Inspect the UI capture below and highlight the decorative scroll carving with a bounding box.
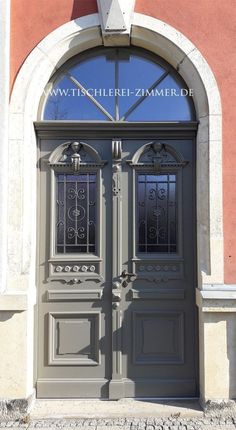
[112,139,123,278]
[61,277,102,285]
[140,142,176,172]
[112,173,121,196]
[48,276,103,285]
[127,140,188,169]
[110,138,123,391]
[70,142,81,172]
[112,140,122,196]
[48,141,107,171]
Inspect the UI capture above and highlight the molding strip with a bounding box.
[196,288,236,312]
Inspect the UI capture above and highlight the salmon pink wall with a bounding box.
[10,0,98,89]
[10,0,236,283]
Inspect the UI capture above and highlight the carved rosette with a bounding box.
[48,262,103,284]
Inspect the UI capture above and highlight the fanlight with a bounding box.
[42,48,195,122]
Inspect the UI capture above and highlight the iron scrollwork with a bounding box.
[47,140,107,282]
[126,140,189,254]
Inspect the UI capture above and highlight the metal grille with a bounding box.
[137,174,177,253]
[56,173,96,253]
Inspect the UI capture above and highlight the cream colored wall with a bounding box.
[197,290,236,402]
[199,311,236,401]
[0,311,27,398]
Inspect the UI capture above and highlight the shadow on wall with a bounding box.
[71,0,98,20]
[0,311,24,322]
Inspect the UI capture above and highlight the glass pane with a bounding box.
[118,53,166,119]
[43,76,109,121]
[69,53,116,118]
[56,173,96,253]
[127,75,193,121]
[42,48,195,122]
[137,173,177,253]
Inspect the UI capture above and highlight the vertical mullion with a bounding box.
[167,175,170,253]
[75,176,78,246]
[115,49,119,121]
[145,175,147,253]
[87,173,89,253]
[63,174,66,254]
[56,176,58,253]
[156,179,158,246]
[175,176,177,251]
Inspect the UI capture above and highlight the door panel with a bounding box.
[37,139,112,398]
[37,137,197,398]
[119,139,197,397]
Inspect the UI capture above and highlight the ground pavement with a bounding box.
[1,399,236,430]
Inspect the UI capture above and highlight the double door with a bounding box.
[37,137,198,398]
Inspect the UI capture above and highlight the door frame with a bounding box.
[3,11,224,406]
[35,121,199,398]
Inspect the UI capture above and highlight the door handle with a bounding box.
[121,270,136,288]
[121,270,136,278]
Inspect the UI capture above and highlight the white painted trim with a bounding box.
[0,0,10,293]
[196,288,236,312]
[199,290,236,300]
[203,284,236,291]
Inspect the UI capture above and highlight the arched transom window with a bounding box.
[41,48,195,122]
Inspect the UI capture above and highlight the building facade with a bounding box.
[0,0,236,416]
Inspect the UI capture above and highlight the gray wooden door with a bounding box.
[37,137,197,398]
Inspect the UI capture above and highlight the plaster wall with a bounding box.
[0,311,27,398]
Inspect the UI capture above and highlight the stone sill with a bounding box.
[196,287,236,312]
[0,292,30,311]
